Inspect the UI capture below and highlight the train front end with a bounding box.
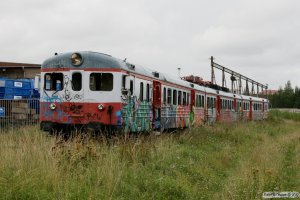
[40,52,123,133]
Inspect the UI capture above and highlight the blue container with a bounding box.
[0,78,39,99]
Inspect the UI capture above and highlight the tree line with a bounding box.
[268,80,300,108]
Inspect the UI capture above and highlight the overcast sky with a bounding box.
[0,0,299,89]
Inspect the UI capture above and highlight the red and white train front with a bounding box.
[40,52,123,132]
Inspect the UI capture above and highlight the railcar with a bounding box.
[39,51,269,133]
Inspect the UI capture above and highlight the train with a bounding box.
[39,51,269,134]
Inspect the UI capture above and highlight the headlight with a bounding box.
[98,104,105,111]
[71,53,83,66]
[49,103,57,110]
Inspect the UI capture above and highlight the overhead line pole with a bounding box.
[210,56,268,96]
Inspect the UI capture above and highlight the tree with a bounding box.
[269,81,299,108]
[294,86,300,108]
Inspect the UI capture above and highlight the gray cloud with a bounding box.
[0,0,299,89]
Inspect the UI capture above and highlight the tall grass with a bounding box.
[0,111,299,199]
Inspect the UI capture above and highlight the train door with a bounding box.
[190,90,195,110]
[68,70,84,121]
[153,80,162,130]
[233,95,237,121]
[249,99,253,121]
[70,70,84,101]
[216,95,221,121]
[190,90,196,126]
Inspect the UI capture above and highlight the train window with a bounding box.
[199,96,201,107]
[213,98,216,108]
[183,92,187,105]
[146,83,150,101]
[167,88,172,104]
[44,73,64,91]
[187,93,190,106]
[72,72,82,91]
[207,97,212,108]
[199,95,202,107]
[207,97,209,108]
[200,95,203,107]
[130,80,133,95]
[201,95,203,107]
[173,90,177,105]
[163,87,166,104]
[178,91,182,105]
[122,75,126,89]
[196,95,200,107]
[90,73,113,91]
[140,82,144,101]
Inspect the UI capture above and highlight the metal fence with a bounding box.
[0,99,39,133]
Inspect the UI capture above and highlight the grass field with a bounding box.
[0,110,299,199]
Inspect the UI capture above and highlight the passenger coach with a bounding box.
[39,51,269,133]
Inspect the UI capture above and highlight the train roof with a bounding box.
[42,51,122,69]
